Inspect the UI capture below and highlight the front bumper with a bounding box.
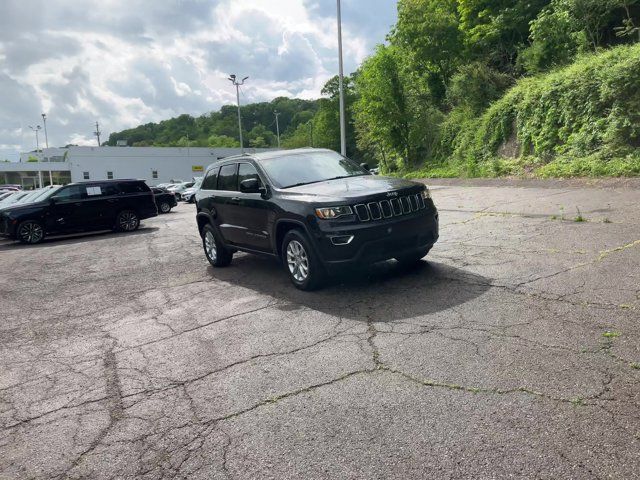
[311,205,439,272]
[0,215,16,239]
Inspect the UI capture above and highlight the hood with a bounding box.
[280,175,423,202]
[0,200,48,214]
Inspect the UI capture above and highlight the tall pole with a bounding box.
[337,0,347,156]
[42,113,52,186]
[274,111,281,148]
[228,75,248,153]
[94,121,101,146]
[28,125,42,187]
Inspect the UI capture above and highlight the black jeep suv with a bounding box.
[195,148,439,290]
[0,179,157,244]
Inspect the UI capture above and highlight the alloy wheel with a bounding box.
[205,230,217,262]
[19,222,43,244]
[286,240,309,282]
[160,202,170,213]
[119,212,138,231]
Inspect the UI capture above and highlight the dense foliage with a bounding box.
[354,0,640,177]
[109,0,640,177]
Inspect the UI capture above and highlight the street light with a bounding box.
[28,125,42,151]
[228,74,249,153]
[42,113,53,186]
[337,0,347,156]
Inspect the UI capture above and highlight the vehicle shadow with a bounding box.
[0,226,160,251]
[208,253,491,322]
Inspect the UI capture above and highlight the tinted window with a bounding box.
[238,163,262,188]
[101,184,120,196]
[217,164,238,191]
[202,170,218,190]
[260,151,368,189]
[152,188,163,194]
[118,181,150,194]
[52,185,87,201]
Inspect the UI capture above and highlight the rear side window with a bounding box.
[217,164,238,191]
[118,181,150,194]
[201,169,218,190]
[100,184,120,196]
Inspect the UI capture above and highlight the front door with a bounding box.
[234,163,271,251]
[47,184,96,233]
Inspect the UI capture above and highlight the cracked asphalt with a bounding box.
[1,179,639,479]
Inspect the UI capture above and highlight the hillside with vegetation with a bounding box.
[108,0,640,177]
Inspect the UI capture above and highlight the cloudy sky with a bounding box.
[0,0,397,160]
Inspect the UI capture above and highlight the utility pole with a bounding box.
[228,74,249,153]
[337,0,347,156]
[42,113,52,186]
[274,110,281,148]
[94,121,101,146]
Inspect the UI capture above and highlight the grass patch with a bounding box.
[602,331,621,338]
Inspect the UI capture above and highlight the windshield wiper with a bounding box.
[283,175,362,189]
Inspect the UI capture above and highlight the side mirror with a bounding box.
[360,163,370,171]
[239,178,261,194]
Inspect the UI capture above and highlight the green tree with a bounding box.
[394,0,464,100]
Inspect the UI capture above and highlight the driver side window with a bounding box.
[238,163,262,189]
[52,185,87,201]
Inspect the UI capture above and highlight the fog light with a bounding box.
[330,235,354,246]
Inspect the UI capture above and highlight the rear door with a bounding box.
[214,163,244,245]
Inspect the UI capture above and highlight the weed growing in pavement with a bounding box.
[603,218,612,223]
[631,363,640,370]
[602,331,621,338]
[574,207,585,222]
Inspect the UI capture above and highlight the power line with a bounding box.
[94,121,101,146]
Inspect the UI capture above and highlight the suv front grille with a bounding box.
[354,193,425,222]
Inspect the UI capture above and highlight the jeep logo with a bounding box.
[387,191,398,197]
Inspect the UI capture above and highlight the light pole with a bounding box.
[337,0,347,156]
[28,125,43,188]
[228,74,249,153]
[274,110,281,148]
[42,113,52,186]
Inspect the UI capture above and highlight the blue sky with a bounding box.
[0,0,398,160]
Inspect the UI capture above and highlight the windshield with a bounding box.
[260,151,369,189]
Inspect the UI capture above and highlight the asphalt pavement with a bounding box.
[1,179,639,479]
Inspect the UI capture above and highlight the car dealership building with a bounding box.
[0,146,256,189]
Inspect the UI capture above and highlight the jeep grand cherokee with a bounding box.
[195,148,439,290]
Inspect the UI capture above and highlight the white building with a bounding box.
[1,146,265,188]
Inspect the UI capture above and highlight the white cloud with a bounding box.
[0,0,397,157]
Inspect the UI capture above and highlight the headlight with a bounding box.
[421,188,431,200]
[315,206,353,219]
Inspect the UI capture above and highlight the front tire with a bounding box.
[202,224,233,267]
[282,230,325,290]
[17,220,45,244]
[159,201,171,213]
[116,210,140,232]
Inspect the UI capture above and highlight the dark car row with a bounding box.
[2,149,439,290]
[0,180,159,244]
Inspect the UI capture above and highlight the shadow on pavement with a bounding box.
[0,226,160,251]
[209,253,491,321]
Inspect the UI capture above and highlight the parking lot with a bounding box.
[1,179,639,479]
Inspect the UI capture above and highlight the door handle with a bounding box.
[229,197,241,205]
[74,202,82,206]
[107,199,119,203]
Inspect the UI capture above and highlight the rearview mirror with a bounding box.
[240,178,261,193]
[360,163,370,171]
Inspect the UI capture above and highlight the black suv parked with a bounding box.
[195,149,439,290]
[0,179,157,244]
[151,187,178,213]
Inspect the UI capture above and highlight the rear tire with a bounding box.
[17,220,45,244]
[395,247,431,266]
[202,224,233,267]
[116,210,140,232]
[159,201,171,213]
[282,230,325,291]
